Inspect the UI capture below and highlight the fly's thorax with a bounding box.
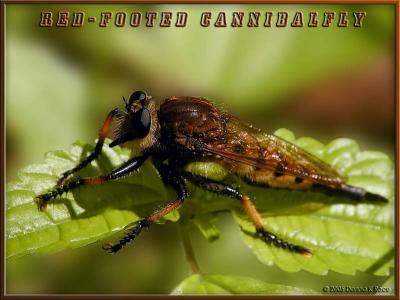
[159,96,227,144]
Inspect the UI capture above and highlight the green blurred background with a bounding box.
[5,4,395,294]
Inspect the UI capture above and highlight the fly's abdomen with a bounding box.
[226,162,314,190]
[227,161,387,203]
[312,183,388,204]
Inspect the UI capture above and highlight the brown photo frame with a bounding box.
[1,1,398,298]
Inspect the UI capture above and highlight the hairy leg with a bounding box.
[183,172,312,256]
[103,163,188,254]
[35,154,148,210]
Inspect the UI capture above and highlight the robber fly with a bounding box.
[35,90,388,256]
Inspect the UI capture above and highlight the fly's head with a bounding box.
[110,90,159,151]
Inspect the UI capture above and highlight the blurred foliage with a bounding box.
[5,3,395,295]
[6,4,395,179]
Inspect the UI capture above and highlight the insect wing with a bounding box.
[203,116,344,188]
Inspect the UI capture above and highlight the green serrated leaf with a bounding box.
[171,274,316,295]
[6,129,394,279]
[6,140,174,259]
[231,129,394,276]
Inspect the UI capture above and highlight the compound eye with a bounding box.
[139,108,151,134]
[133,108,151,138]
[129,90,147,104]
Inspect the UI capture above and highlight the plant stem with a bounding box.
[178,221,200,274]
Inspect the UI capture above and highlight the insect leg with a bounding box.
[57,108,121,185]
[34,154,148,211]
[102,164,188,254]
[183,172,312,256]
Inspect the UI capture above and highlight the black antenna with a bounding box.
[122,96,128,110]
